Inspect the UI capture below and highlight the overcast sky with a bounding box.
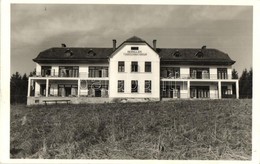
[11,4,252,76]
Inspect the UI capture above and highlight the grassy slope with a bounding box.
[10,99,252,159]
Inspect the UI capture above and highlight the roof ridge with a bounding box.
[51,47,113,49]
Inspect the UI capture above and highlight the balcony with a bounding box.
[32,72,108,78]
[160,74,230,80]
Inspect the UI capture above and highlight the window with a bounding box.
[131,47,139,50]
[131,61,138,72]
[190,86,209,98]
[131,80,138,93]
[145,80,152,93]
[41,66,52,77]
[118,80,124,93]
[59,66,79,77]
[190,68,209,79]
[118,61,125,72]
[217,68,228,79]
[145,62,151,72]
[89,66,108,77]
[161,67,180,78]
[86,80,109,97]
[195,51,203,58]
[173,50,181,57]
[58,84,78,97]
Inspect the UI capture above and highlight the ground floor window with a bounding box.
[86,80,109,97]
[145,80,152,93]
[58,84,78,97]
[160,81,180,98]
[131,80,138,93]
[118,80,124,93]
[40,84,50,96]
[221,86,233,98]
[190,86,209,98]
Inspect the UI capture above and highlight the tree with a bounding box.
[10,72,28,104]
[232,69,239,79]
[239,68,252,98]
[29,68,36,77]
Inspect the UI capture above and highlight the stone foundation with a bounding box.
[27,97,160,105]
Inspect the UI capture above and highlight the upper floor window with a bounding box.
[41,66,51,77]
[131,61,138,72]
[161,67,180,78]
[217,68,228,79]
[89,66,108,78]
[131,80,138,93]
[145,62,152,72]
[118,61,125,72]
[59,66,79,77]
[145,80,152,93]
[118,80,124,93]
[190,68,209,79]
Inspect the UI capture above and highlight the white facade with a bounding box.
[27,37,239,105]
[109,43,160,99]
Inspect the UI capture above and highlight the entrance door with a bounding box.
[197,71,202,79]
[95,89,101,97]
[40,84,50,96]
[190,87,196,98]
[40,84,46,96]
[172,86,180,98]
[190,86,209,98]
[65,87,71,96]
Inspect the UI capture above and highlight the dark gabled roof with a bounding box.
[157,48,235,65]
[33,47,113,64]
[33,36,235,65]
[125,36,145,42]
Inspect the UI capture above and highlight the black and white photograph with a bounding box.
[1,1,259,163]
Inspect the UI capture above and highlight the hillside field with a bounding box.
[10,99,252,160]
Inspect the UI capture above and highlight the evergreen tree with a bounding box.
[232,69,239,79]
[248,68,253,98]
[239,68,252,98]
[10,72,28,104]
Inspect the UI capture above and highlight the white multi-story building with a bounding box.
[27,36,239,105]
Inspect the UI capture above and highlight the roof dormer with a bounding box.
[173,50,181,57]
[88,49,96,56]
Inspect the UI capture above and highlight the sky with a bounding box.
[11,4,253,76]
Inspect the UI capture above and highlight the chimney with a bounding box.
[201,45,206,49]
[61,43,66,47]
[113,39,117,51]
[153,40,157,50]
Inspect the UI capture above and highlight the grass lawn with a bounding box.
[10,99,252,159]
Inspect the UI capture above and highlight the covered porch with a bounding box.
[28,78,109,98]
[160,79,239,99]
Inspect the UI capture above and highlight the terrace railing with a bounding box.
[33,72,109,78]
[160,74,230,80]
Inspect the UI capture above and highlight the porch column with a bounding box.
[27,78,31,97]
[46,79,49,97]
[236,80,239,99]
[78,79,81,97]
[187,80,190,98]
[218,81,222,99]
